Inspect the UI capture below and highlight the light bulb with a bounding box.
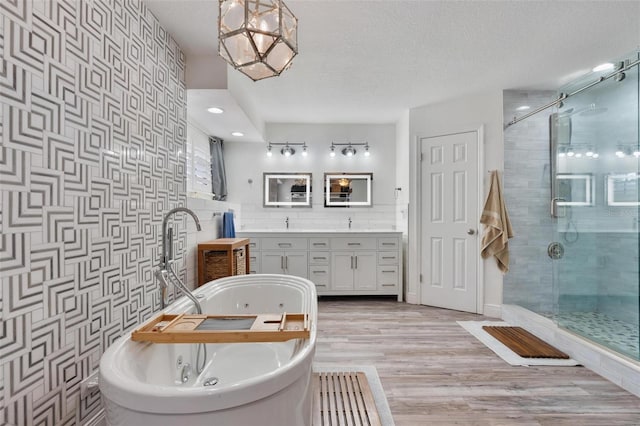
[586,151,594,157]
[267,150,272,157]
[558,152,566,157]
[364,150,370,157]
[575,153,583,158]
[592,153,600,158]
[616,150,625,158]
[302,147,308,156]
[592,63,614,72]
[567,151,575,157]
[330,147,336,157]
[284,149,291,157]
[346,150,353,157]
[634,151,640,158]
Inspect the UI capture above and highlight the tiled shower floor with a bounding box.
[544,311,639,360]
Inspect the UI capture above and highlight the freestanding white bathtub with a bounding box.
[99,274,317,426]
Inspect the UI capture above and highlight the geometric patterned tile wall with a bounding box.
[0,1,187,424]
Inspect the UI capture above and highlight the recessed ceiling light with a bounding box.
[516,105,530,111]
[231,132,244,137]
[592,63,614,72]
[207,107,224,114]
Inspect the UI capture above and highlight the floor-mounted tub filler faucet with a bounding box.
[155,207,207,374]
[348,217,352,229]
[285,216,289,229]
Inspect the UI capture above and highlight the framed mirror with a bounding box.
[324,173,373,207]
[263,172,312,207]
[606,173,640,206]
[556,173,594,206]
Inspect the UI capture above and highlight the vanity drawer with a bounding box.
[378,251,399,265]
[309,266,330,287]
[261,237,307,250]
[309,251,330,264]
[331,237,376,250]
[247,239,260,251]
[309,238,330,249]
[377,265,398,287]
[378,238,399,250]
[248,256,260,274]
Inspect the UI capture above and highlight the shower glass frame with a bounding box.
[551,50,640,361]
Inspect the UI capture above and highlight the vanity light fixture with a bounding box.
[266,142,307,157]
[329,142,371,157]
[218,0,298,81]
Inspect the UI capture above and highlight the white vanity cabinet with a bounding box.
[237,231,403,301]
[259,237,308,279]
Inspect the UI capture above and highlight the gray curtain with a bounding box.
[209,136,228,201]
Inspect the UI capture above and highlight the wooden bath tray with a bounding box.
[131,313,310,344]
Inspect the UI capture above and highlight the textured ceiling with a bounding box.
[146,0,640,136]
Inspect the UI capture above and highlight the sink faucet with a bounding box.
[348,217,352,229]
[285,216,289,229]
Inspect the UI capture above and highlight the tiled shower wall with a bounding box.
[502,90,557,313]
[0,1,187,424]
[503,89,639,326]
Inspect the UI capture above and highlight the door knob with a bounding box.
[467,229,476,235]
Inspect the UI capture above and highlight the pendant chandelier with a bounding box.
[218,0,298,81]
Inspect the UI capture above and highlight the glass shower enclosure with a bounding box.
[549,51,640,360]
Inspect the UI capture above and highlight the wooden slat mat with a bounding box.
[313,371,382,426]
[483,326,569,359]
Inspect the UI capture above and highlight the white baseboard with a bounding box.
[502,304,640,397]
[84,409,106,426]
[482,303,501,318]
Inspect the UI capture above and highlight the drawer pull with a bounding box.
[313,243,327,246]
[312,270,327,274]
[316,284,327,287]
[278,243,292,247]
[381,284,396,287]
[382,256,395,260]
[347,242,361,246]
[382,270,395,273]
[313,257,327,260]
[382,242,396,246]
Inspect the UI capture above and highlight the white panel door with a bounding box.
[420,131,479,313]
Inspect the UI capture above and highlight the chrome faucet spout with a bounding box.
[161,207,201,268]
[348,217,352,229]
[285,216,289,229]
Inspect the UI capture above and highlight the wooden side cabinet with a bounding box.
[197,238,250,286]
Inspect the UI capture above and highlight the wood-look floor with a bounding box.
[314,298,640,426]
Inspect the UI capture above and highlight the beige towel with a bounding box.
[480,171,514,273]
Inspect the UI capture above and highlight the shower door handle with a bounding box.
[467,229,476,235]
[551,197,566,218]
